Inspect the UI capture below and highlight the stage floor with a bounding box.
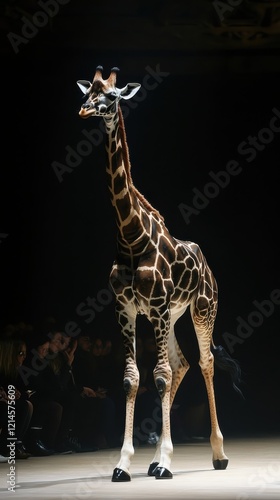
[0,436,279,499]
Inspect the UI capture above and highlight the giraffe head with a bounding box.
[77,66,141,118]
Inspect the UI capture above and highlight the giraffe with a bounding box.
[76,66,241,481]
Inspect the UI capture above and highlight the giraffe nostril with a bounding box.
[98,104,107,113]
[82,103,91,110]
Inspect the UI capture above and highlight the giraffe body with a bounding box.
[77,66,233,481]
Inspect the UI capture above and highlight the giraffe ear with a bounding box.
[76,80,92,95]
[118,83,141,100]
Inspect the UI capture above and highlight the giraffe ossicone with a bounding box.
[76,66,241,482]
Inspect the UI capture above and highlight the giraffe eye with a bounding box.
[106,91,117,100]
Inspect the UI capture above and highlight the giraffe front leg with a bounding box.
[111,303,138,482]
[112,367,139,482]
[152,367,173,479]
[148,331,189,477]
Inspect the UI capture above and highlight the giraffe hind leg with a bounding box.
[191,300,229,470]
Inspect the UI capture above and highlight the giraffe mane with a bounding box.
[118,107,164,222]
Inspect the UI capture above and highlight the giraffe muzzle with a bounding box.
[79,103,92,118]
[79,102,107,117]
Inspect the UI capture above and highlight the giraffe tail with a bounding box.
[211,343,244,399]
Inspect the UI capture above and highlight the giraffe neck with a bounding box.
[104,108,163,256]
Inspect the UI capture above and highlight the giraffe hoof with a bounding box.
[147,462,159,476]
[154,467,173,479]
[213,458,229,470]
[111,468,131,482]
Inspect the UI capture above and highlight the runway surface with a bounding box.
[0,436,279,499]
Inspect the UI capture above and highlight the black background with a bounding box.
[1,1,279,437]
